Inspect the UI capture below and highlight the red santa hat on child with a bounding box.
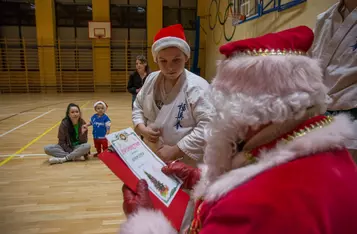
[151,24,191,62]
[94,101,108,111]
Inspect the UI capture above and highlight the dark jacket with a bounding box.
[127,71,148,95]
[58,118,87,153]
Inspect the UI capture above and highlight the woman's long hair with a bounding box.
[63,103,81,143]
[136,54,150,74]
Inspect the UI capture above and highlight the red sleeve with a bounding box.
[199,196,317,234]
[199,203,266,233]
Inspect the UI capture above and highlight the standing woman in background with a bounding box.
[127,55,150,108]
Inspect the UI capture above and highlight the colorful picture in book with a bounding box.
[144,171,169,197]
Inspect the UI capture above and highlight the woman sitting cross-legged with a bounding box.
[44,103,91,165]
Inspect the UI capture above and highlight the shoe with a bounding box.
[49,157,67,164]
[83,154,89,160]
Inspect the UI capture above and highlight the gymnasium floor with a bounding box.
[0,93,133,234]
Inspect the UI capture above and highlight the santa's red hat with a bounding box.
[212,26,325,97]
[209,25,328,127]
[151,24,190,62]
[219,25,313,58]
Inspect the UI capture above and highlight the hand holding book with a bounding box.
[99,128,191,231]
[122,161,201,218]
[122,180,153,216]
[162,161,201,190]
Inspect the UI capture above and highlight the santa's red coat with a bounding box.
[119,115,357,234]
[195,149,357,234]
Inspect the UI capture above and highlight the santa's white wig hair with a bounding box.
[203,54,330,181]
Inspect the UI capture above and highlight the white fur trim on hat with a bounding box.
[94,101,107,111]
[152,36,191,62]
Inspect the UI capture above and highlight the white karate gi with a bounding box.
[310,2,357,110]
[132,69,213,163]
[310,2,357,153]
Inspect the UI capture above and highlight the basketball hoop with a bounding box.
[94,28,105,39]
[230,0,247,26]
[233,13,246,21]
[88,22,111,39]
[231,12,246,26]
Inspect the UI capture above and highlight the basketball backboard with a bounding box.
[88,21,111,39]
[231,0,251,26]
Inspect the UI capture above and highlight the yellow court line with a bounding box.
[0,101,90,167]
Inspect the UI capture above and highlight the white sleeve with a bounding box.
[132,72,159,127]
[132,88,146,127]
[119,209,177,234]
[177,87,215,161]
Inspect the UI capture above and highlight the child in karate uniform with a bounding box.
[86,101,111,156]
[309,0,357,161]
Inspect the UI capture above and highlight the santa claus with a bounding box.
[118,26,357,233]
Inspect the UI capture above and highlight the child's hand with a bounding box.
[108,145,115,152]
[81,125,88,133]
[142,126,161,143]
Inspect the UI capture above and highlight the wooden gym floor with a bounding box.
[0,92,133,234]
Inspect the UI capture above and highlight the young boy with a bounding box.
[86,101,111,156]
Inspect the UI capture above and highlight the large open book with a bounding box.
[99,128,190,231]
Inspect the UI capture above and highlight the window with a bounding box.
[110,0,147,71]
[111,5,146,28]
[112,0,146,5]
[180,9,196,30]
[129,0,146,5]
[163,8,179,26]
[163,0,179,8]
[163,0,197,30]
[0,1,36,26]
[180,0,196,8]
[55,1,92,27]
[0,1,38,75]
[111,5,130,28]
[56,0,92,3]
[129,6,146,28]
[55,0,93,72]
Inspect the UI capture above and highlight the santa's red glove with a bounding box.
[162,161,201,190]
[122,179,153,216]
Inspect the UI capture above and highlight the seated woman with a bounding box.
[127,55,150,108]
[44,103,91,165]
